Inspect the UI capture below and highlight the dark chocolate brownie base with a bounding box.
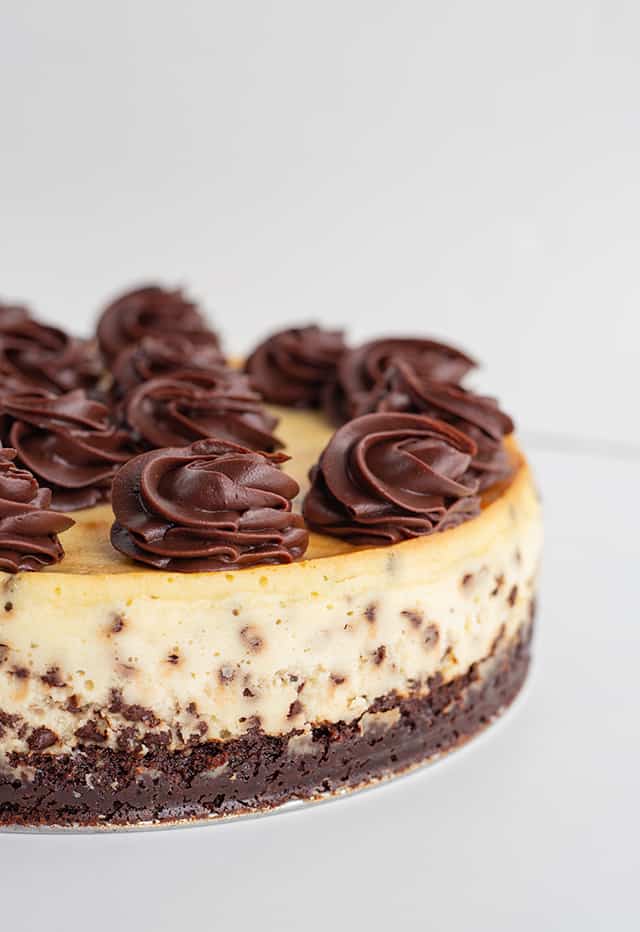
[0,621,532,829]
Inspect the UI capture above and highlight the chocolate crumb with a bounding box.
[330,673,346,685]
[508,585,518,607]
[0,644,8,665]
[461,573,474,589]
[166,652,180,665]
[11,667,29,679]
[287,700,303,719]
[491,574,505,597]
[242,687,254,698]
[65,694,81,714]
[110,614,125,634]
[27,726,58,751]
[186,701,198,715]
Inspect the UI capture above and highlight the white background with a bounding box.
[0,2,638,929]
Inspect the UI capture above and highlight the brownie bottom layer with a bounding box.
[0,622,532,829]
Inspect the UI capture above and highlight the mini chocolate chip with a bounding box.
[166,652,180,665]
[401,609,423,628]
[240,626,264,652]
[41,667,65,688]
[508,585,518,607]
[364,603,377,623]
[287,700,303,719]
[242,687,255,698]
[4,602,13,613]
[373,645,386,665]
[218,664,236,684]
[110,614,125,634]
[461,573,474,589]
[231,608,240,617]
[330,673,346,685]
[423,624,440,650]
[27,726,58,751]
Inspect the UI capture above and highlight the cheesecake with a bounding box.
[0,405,541,828]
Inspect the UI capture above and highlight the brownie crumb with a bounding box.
[75,721,108,744]
[27,726,58,751]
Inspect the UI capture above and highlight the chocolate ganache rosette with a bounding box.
[0,448,74,571]
[111,439,309,571]
[357,360,514,489]
[245,325,346,407]
[121,369,282,453]
[2,390,136,511]
[325,336,476,424]
[303,412,480,544]
[0,302,100,394]
[97,285,213,364]
[110,332,226,399]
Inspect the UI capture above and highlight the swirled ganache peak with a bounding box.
[325,336,476,424]
[122,369,282,453]
[2,389,136,511]
[96,284,214,364]
[110,332,226,399]
[0,448,74,572]
[361,360,515,489]
[110,439,309,572]
[0,301,100,394]
[245,325,346,407]
[303,412,481,545]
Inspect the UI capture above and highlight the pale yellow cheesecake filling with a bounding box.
[0,408,542,758]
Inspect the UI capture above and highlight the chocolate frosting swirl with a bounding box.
[110,332,226,399]
[121,370,282,453]
[97,285,212,363]
[357,361,514,489]
[0,303,100,394]
[303,412,480,544]
[111,439,309,571]
[0,448,74,572]
[325,337,476,424]
[245,325,346,407]
[2,390,136,511]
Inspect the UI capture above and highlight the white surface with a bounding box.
[1,1,639,445]
[1,442,638,930]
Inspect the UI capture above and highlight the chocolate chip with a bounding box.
[401,609,423,628]
[4,602,13,613]
[27,726,58,751]
[330,673,346,685]
[240,626,264,652]
[166,652,180,665]
[186,701,198,715]
[423,624,439,650]
[65,694,81,714]
[41,667,65,688]
[461,573,474,589]
[508,585,518,607]
[373,645,386,665]
[242,687,254,698]
[218,664,236,684]
[110,614,125,634]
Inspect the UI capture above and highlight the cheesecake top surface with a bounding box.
[13,405,530,595]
